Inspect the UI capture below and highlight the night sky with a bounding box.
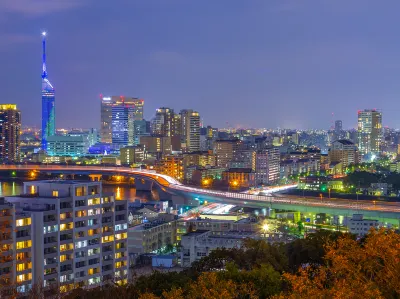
[2,0,400,130]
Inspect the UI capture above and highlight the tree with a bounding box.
[285,230,347,272]
[277,228,400,298]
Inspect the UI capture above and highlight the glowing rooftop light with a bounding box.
[42,31,47,37]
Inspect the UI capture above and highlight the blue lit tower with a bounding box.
[41,31,55,150]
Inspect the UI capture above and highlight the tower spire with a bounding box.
[42,31,47,79]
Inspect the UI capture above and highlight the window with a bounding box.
[60,255,67,262]
[115,233,127,240]
[16,262,31,272]
[60,243,73,252]
[16,240,31,250]
[16,218,31,227]
[75,241,87,249]
[101,236,114,243]
[52,190,59,197]
[17,273,32,283]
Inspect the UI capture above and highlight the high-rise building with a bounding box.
[357,109,382,156]
[0,198,33,295]
[111,105,136,146]
[5,181,129,292]
[0,104,21,162]
[328,140,360,173]
[133,120,150,145]
[41,32,56,150]
[151,108,181,137]
[100,96,144,143]
[180,109,200,152]
[214,139,241,168]
[255,148,280,185]
[335,120,342,132]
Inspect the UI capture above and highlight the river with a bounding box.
[0,181,154,202]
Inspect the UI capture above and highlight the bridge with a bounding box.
[1,165,400,225]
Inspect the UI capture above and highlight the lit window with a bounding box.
[52,190,59,197]
[101,236,114,243]
[16,218,31,227]
[16,241,31,250]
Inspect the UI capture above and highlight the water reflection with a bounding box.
[0,181,153,203]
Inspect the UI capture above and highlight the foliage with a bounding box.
[285,229,348,272]
[277,228,400,299]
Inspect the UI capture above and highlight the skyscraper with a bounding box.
[151,107,181,137]
[111,105,135,146]
[180,109,200,152]
[41,32,55,150]
[357,109,382,156]
[100,96,144,143]
[335,120,342,132]
[0,104,21,162]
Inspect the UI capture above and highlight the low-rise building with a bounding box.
[46,135,86,157]
[180,230,250,267]
[120,145,145,166]
[348,214,379,236]
[222,168,256,189]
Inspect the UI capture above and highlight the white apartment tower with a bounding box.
[5,180,128,293]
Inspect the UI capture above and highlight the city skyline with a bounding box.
[3,1,400,129]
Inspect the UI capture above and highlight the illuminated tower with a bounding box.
[41,31,55,150]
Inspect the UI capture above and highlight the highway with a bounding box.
[1,165,400,216]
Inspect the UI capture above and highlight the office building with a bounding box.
[214,139,241,168]
[139,136,172,156]
[255,148,280,185]
[328,140,360,173]
[182,151,216,168]
[6,181,129,291]
[41,32,56,150]
[111,105,135,146]
[120,145,145,166]
[133,120,150,145]
[151,108,181,137]
[357,109,382,156]
[180,109,200,152]
[100,96,144,143]
[335,120,342,132]
[46,135,86,157]
[0,104,21,162]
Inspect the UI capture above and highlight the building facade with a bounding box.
[357,109,382,156]
[0,104,21,162]
[151,108,181,137]
[255,148,280,185]
[100,96,144,143]
[214,139,241,168]
[120,146,145,166]
[111,105,135,146]
[328,140,359,172]
[46,136,85,157]
[5,181,129,293]
[180,109,200,152]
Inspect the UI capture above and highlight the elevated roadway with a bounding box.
[1,165,400,224]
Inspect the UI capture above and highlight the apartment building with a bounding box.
[0,199,33,296]
[5,180,128,293]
